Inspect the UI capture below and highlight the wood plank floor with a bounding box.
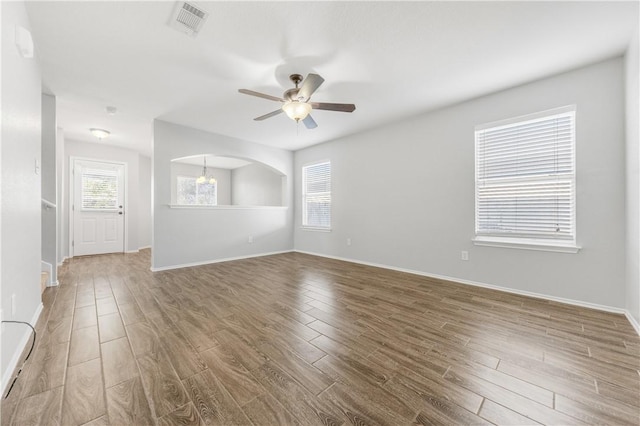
[2,250,639,425]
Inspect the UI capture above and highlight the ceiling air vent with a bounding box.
[169,1,209,37]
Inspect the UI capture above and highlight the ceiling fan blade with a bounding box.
[311,102,356,112]
[238,89,284,102]
[302,114,318,129]
[298,74,325,101]
[254,109,284,121]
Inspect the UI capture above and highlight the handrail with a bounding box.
[41,199,57,209]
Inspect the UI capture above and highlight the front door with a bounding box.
[72,159,125,256]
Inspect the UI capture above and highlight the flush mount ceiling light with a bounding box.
[90,128,110,140]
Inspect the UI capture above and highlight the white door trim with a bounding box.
[69,156,129,257]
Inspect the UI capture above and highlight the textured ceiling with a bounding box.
[25,1,639,157]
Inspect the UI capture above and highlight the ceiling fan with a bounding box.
[238,73,356,129]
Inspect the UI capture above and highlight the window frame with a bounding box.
[80,167,120,211]
[473,105,580,253]
[301,160,332,231]
[176,174,218,206]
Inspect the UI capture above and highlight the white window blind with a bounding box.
[176,176,217,205]
[81,168,118,210]
[475,106,576,244]
[303,161,331,228]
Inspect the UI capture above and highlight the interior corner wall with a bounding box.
[138,154,152,249]
[231,163,284,207]
[152,120,294,270]
[625,27,640,325]
[56,127,65,264]
[63,140,141,254]
[294,57,627,309]
[1,0,43,389]
[41,94,57,283]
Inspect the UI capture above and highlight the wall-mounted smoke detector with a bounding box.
[168,1,209,37]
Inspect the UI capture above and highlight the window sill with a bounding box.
[472,237,580,253]
[168,204,287,210]
[300,226,332,232]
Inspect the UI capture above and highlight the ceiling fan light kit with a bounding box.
[282,101,312,122]
[239,73,356,130]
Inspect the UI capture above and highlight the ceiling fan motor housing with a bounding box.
[284,88,301,102]
[285,74,305,101]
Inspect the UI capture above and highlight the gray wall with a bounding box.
[295,57,627,309]
[1,1,43,389]
[170,162,231,205]
[56,127,65,265]
[41,94,57,283]
[625,28,640,326]
[138,155,152,248]
[231,163,284,206]
[152,120,293,270]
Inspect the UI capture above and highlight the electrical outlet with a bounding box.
[461,251,469,261]
[248,236,253,244]
[347,238,351,246]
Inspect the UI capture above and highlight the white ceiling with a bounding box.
[25,1,638,157]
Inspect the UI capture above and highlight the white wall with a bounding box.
[64,140,143,254]
[152,120,293,270]
[295,57,627,309]
[231,163,284,206]
[1,1,43,390]
[625,27,640,326]
[41,94,57,283]
[56,127,65,264]
[138,155,152,248]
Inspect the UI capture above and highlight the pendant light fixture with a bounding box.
[196,156,217,185]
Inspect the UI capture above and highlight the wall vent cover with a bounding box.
[169,1,209,37]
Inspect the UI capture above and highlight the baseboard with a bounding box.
[625,311,640,335]
[138,245,151,250]
[47,280,59,287]
[150,250,295,272]
[294,250,634,321]
[41,261,54,286]
[1,302,44,396]
[125,249,139,254]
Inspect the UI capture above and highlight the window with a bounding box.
[302,161,331,229]
[81,168,118,210]
[177,175,217,206]
[474,106,577,251]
